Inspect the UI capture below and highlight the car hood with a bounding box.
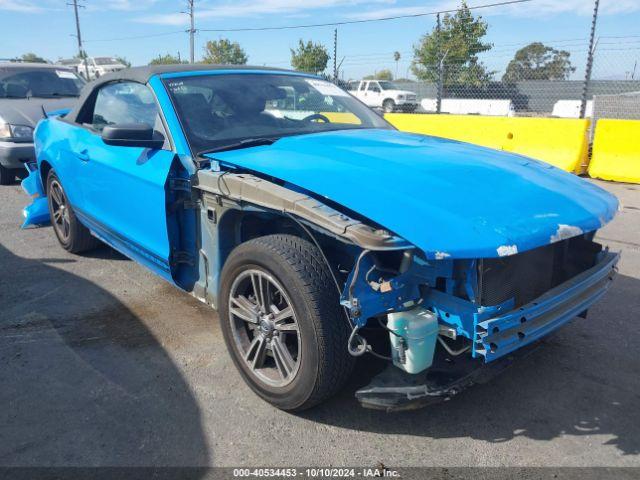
[0,98,78,128]
[205,129,618,259]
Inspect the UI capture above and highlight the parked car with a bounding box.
[348,79,418,113]
[0,62,84,184]
[22,65,619,411]
[80,56,127,80]
[57,58,83,74]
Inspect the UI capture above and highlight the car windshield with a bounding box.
[377,81,398,90]
[0,69,84,98]
[94,57,119,66]
[163,73,392,155]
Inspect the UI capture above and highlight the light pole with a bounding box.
[580,0,600,119]
[68,0,89,79]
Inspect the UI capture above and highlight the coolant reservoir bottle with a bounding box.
[387,307,439,374]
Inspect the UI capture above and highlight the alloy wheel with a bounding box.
[228,268,301,387]
[50,180,71,242]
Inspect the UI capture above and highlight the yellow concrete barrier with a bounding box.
[589,119,640,184]
[385,113,591,174]
[322,112,361,124]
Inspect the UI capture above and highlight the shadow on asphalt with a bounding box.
[2,237,639,463]
[0,243,210,469]
[302,273,640,457]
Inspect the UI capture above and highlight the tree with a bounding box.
[115,56,132,68]
[20,53,48,63]
[363,69,394,81]
[411,1,492,87]
[149,53,186,65]
[290,40,329,74]
[393,51,401,79]
[202,38,247,65]
[502,42,575,82]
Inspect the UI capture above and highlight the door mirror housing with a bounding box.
[101,124,165,149]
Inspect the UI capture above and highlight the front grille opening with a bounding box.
[477,235,602,308]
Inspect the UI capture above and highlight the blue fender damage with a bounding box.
[21,164,49,228]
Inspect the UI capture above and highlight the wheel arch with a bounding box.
[206,207,354,308]
[39,160,53,192]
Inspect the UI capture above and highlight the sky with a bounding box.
[2,0,640,80]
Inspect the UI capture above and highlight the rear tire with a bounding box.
[0,165,14,185]
[219,234,354,411]
[47,170,100,253]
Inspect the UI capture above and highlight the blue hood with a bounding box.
[206,129,618,259]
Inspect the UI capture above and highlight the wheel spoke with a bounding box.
[272,306,297,331]
[251,273,270,313]
[271,337,295,380]
[53,209,62,223]
[245,335,268,370]
[62,218,70,238]
[230,295,259,324]
[51,184,63,205]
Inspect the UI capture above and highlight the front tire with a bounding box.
[383,99,396,113]
[219,234,354,411]
[47,170,100,253]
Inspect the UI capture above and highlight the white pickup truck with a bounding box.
[78,57,127,80]
[348,80,418,113]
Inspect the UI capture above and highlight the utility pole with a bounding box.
[333,29,338,82]
[436,12,443,114]
[185,0,196,64]
[68,0,89,79]
[580,0,600,119]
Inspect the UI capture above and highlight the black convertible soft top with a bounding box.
[93,64,294,86]
[65,64,296,124]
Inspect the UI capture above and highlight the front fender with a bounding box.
[21,163,49,228]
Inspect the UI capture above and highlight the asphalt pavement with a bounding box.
[0,178,639,468]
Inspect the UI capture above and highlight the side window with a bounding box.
[90,82,160,133]
[359,81,367,91]
[367,82,381,93]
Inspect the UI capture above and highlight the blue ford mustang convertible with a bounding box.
[22,65,619,411]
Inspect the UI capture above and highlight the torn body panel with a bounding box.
[21,162,49,228]
[195,170,410,251]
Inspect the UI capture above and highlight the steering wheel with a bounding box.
[301,113,331,123]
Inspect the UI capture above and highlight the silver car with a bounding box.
[0,63,84,184]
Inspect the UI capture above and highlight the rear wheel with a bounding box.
[47,170,100,253]
[0,165,15,185]
[219,234,354,411]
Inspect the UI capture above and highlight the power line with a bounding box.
[197,0,534,33]
[82,0,534,43]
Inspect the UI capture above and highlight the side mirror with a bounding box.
[101,124,164,149]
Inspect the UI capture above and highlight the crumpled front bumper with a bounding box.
[356,250,619,411]
[474,251,619,362]
[20,163,49,228]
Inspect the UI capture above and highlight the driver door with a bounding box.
[367,81,383,107]
[69,81,178,281]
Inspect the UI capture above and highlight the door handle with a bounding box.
[76,150,90,162]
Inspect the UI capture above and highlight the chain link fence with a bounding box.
[391,62,640,119]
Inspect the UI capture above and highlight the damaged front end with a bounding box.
[195,169,619,412]
[343,234,619,411]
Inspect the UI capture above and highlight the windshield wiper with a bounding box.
[198,137,279,155]
[35,93,79,98]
